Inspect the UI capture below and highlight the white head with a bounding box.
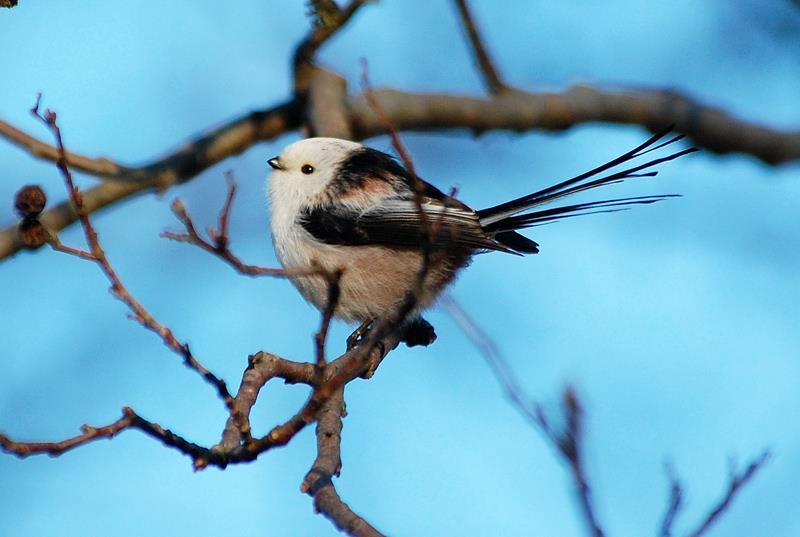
[268,137,363,205]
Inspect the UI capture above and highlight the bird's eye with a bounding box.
[301,164,315,175]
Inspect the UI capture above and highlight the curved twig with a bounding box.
[30,99,234,408]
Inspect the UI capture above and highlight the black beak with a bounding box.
[267,157,283,171]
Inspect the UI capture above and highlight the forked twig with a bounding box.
[684,451,771,537]
[443,296,602,536]
[162,177,284,277]
[444,295,770,537]
[30,96,234,410]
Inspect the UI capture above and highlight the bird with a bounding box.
[267,128,696,348]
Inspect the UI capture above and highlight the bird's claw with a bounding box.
[347,319,374,351]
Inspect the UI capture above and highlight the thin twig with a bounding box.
[659,464,684,537]
[162,178,289,278]
[453,0,508,94]
[559,389,605,537]
[684,451,771,537]
[360,60,438,259]
[441,296,605,536]
[0,407,216,469]
[30,97,234,410]
[440,295,543,427]
[294,0,371,92]
[0,412,133,458]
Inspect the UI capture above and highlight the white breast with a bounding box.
[267,172,464,323]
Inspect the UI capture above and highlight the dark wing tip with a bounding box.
[494,230,540,254]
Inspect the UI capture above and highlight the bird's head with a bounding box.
[268,137,363,204]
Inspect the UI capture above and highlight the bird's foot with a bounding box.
[346,319,374,351]
[401,317,437,347]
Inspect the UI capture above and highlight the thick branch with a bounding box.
[313,485,385,537]
[301,389,385,537]
[4,86,797,263]
[0,120,130,177]
[0,100,301,260]
[349,86,800,164]
[218,352,316,451]
[293,0,371,93]
[307,67,354,138]
[235,330,400,462]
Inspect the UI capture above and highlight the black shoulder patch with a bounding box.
[299,206,371,246]
[331,148,404,196]
[335,147,471,211]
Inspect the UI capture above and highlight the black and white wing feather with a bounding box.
[301,128,694,257]
[299,199,518,253]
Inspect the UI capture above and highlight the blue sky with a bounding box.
[1,1,799,536]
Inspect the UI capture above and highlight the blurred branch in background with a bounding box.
[441,295,770,537]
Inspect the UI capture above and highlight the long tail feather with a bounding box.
[485,194,680,230]
[478,127,697,227]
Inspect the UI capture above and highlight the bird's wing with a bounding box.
[299,199,513,252]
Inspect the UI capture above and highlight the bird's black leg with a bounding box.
[347,319,374,351]
[401,317,437,347]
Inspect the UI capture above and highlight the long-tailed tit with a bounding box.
[267,128,696,347]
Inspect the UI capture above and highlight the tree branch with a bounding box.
[218,352,316,451]
[0,119,131,177]
[301,389,385,537]
[442,297,607,535]
[0,411,134,458]
[348,86,800,164]
[0,100,302,261]
[453,0,509,94]
[306,67,354,138]
[293,0,372,93]
[444,295,771,537]
[4,84,798,262]
[162,178,289,278]
[684,451,771,537]
[659,465,684,537]
[0,406,216,467]
[30,99,234,409]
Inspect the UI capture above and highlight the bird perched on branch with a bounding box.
[267,128,695,347]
